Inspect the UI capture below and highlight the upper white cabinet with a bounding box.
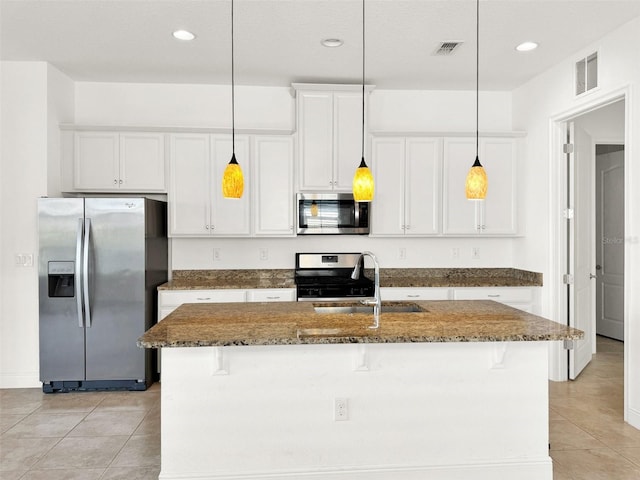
[252,135,295,236]
[370,137,441,236]
[443,137,517,235]
[169,133,251,236]
[73,132,166,192]
[294,85,369,191]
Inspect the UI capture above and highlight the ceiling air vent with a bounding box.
[434,41,463,56]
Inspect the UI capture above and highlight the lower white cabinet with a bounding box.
[158,289,248,321]
[158,288,296,321]
[247,289,296,302]
[380,287,451,301]
[452,287,537,313]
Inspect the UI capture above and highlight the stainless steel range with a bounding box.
[295,253,375,301]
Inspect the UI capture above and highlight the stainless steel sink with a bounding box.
[313,303,424,315]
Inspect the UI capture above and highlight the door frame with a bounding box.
[549,85,630,422]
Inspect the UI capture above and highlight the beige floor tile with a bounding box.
[551,447,640,479]
[101,466,161,480]
[110,434,160,467]
[95,392,159,412]
[0,414,27,434]
[68,410,146,437]
[549,419,606,451]
[0,393,43,415]
[552,460,574,480]
[0,436,60,471]
[0,469,27,480]
[133,409,160,436]
[34,435,128,469]
[3,413,86,438]
[20,467,105,479]
[37,392,106,414]
[570,417,640,448]
[616,446,640,467]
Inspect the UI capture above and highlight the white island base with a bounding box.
[160,341,553,480]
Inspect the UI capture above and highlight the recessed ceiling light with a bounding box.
[173,30,196,41]
[516,41,538,52]
[321,38,343,48]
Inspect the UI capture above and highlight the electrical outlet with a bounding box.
[451,248,459,259]
[334,397,348,421]
[213,248,221,261]
[398,247,406,260]
[259,248,269,261]
[15,254,33,267]
[472,247,480,259]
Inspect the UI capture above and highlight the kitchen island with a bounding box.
[139,300,581,480]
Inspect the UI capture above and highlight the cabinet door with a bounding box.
[442,138,480,234]
[333,92,363,190]
[298,91,333,190]
[74,132,119,190]
[370,137,405,235]
[253,136,295,236]
[169,134,210,236]
[405,138,441,235]
[119,133,166,191]
[480,139,517,235]
[210,135,251,235]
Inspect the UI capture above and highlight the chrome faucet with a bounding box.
[351,251,381,329]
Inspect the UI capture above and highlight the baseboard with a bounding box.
[628,406,640,430]
[0,372,40,389]
[159,458,553,480]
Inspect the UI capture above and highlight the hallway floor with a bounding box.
[1,336,638,479]
[550,336,640,479]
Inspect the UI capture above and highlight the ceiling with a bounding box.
[2,0,640,91]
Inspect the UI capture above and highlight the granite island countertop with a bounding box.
[158,268,543,290]
[138,299,581,348]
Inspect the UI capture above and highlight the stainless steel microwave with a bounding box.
[297,193,370,235]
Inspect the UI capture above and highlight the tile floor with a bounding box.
[1,336,639,479]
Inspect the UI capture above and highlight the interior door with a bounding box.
[596,145,625,340]
[568,122,594,379]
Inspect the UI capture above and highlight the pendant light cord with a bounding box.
[231,0,236,156]
[475,0,479,158]
[361,0,365,161]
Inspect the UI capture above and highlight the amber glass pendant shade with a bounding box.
[353,158,374,202]
[222,154,244,199]
[465,156,488,200]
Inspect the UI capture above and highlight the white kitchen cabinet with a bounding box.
[443,137,517,235]
[370,137,441,236]
[252,135,295,236]
[452,287,537,313]
[158,289,248,321]
[73,132,166,192]
[295,85,367,191]
[380,287,451,301]
[169,133,250,236]
[246,289,296,302]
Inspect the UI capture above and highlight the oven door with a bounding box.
[297,193,369,235]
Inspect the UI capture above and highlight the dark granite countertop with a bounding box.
[158,268,543,290]
[138,299,580,348]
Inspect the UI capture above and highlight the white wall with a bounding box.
[512,16,640,427]
[0,62,74,388]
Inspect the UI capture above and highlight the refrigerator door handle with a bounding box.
[83,218,92,328]
[76,218,85,328]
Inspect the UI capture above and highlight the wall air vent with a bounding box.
[434,41,463,56]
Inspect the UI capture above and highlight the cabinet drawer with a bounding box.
[452,287,533,303]
[159,289,247,307]
[380,287,450,301]
[247,289,296,302]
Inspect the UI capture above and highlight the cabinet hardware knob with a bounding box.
[113,179,118,184]
[196,297,212,301]
[407,294,420,298]
[596,264,602,270]
[205,225,209,229]
[119,179,123,184]
[266,296,280,300]
[488,294,501,298]
[589,274,597,279]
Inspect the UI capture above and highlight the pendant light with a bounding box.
[352,0,374,202]
[222,0,244,199]
[465,0,488,200]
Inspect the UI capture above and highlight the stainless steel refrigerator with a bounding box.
[38,197,168,393]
